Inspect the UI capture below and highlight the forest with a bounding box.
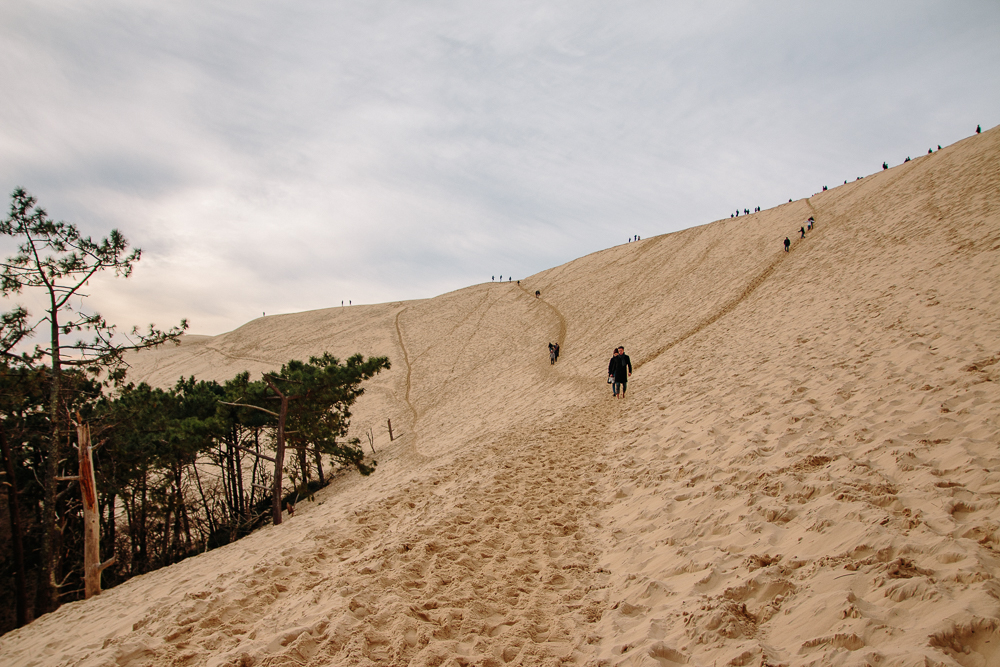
[0,189,389,634]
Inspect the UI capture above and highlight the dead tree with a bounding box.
[70,419,115,598]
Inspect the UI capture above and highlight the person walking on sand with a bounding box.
[607,347,620,397]
[549,342,557,365]
[613,345,632,398]
[784,237,790,252]
[799,226,806,238]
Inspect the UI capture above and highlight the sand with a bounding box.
[1,126,998,666]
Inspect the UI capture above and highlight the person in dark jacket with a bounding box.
[607,348,620,397]
[613,345,632,398]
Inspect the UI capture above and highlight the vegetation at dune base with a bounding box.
[0,188,389,635]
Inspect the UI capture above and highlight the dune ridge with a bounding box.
[1,127,998,666]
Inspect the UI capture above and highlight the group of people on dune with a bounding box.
[784,216,814,252]
[607,346,632,398]
[544,341,632,399]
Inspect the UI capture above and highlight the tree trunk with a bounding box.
[221,441,234,523]
[314,447,325,485]
[265,379,290,525]
[297,443,309,485]
[41,301,62,612]
[191,463,216,539]
[161,484,173,565]
[234,430,246,522]
[138,473,148,573]
[249,429,262,512]
[123,490,136,573]
[77,421,115,598]
[1,428,29,626]
[104,491,116,568]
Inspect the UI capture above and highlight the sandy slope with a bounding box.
[2,127,999,666]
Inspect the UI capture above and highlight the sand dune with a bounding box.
[2,127,999,666]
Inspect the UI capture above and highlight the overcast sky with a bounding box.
[2,1,998,337]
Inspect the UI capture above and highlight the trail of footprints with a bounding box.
[310,403,619,666]
[118,398,618,667]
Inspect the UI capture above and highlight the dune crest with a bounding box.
[2,127,999,666]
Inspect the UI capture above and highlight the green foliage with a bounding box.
[275,352,390,477]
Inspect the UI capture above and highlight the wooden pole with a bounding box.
[387,418,393,442]
[76,420,115,598]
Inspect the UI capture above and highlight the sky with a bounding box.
[2,1,999,337]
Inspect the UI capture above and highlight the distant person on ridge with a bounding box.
[977,125,981,134]
[784,237,790,252]
[883,162,888,170]
[613,346,632,398]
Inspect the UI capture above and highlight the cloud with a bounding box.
[2,1,998,337]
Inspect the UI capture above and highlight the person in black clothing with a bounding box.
[613,346,632,398]
[977,125,981,134]
[607,348,620,397]
[784,237,790,252]
[799,226,806,238]
[553,342,559,362]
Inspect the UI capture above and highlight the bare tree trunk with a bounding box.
[138,474,148,573]
[123,491,136,574]
[297,444,309,486]
[224,440,237,524]
[264,379,291,525]
[41,302,62,612]
[233,426,248,524]
[191,462,216,539]
[314,447,325,486]
[161,484,173,565]
[249,429,262,512]
[76,422,115,598]
[1,428,29,626]
[103,491,116,567]
[235,431,246,522]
